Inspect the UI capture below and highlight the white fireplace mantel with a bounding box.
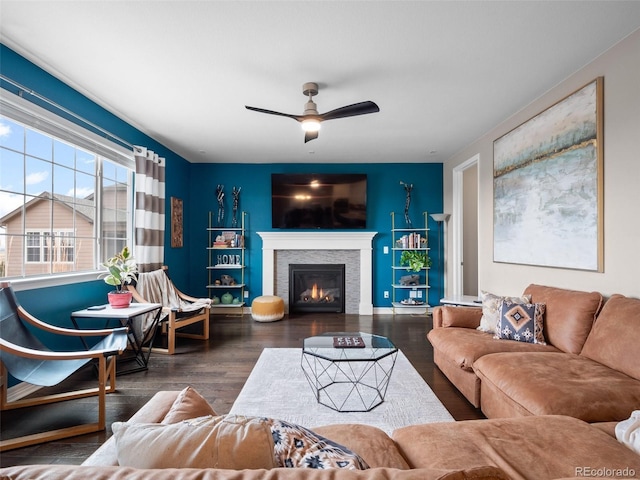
[257,231,378,315]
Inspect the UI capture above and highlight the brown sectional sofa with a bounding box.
[428,284,640,421]
[2,389,640,480]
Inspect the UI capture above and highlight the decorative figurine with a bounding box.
[216,184,225,227]
[231,186,241,228]
[400,181,413,227]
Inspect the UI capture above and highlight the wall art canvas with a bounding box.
[493,78,603,271]
[171,197,183,248]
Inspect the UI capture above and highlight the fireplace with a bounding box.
[289,264,345,314]
[257,231,377,315]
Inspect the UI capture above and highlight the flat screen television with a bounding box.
[271,173,367,229]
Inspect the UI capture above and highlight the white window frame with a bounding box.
[24,229,75,264]
[1,90,135,291]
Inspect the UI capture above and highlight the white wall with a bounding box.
[462,163,478,295]
[443,28,640,298]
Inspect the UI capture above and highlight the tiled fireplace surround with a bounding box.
[257,232,377,315]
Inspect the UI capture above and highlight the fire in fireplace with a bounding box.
[289,264,345,313]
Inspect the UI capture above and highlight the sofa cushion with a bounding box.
[494,301,546,344]
[113,415,368,470]
[477,290,531,334]
[523,284,602,354]
[428,328,559,372]
[580,294,640,381]
[162,386,217,424]
[392,415,640,480]
[440,306,484,329]
[474,352,640,422]
[0,465,512,480]
[312,424,410,469]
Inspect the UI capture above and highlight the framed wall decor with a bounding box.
[493,77,604,271]
[171,197,183,248]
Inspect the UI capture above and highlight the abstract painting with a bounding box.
[493,78,603,271]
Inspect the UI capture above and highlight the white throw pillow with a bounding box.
[615,410,640,454]
[477,290,532,334]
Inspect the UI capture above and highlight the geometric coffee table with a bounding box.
[301,332,398,412]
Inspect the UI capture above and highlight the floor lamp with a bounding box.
[430,213,450,305]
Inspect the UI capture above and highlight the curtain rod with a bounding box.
[0,74,134,150]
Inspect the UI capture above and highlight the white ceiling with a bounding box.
[1,1,640,165]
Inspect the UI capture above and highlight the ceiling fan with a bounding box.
[245,82,379,143]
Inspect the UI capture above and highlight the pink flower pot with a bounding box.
[108,291,132,309]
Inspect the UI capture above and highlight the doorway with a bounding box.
[452,154,479,296]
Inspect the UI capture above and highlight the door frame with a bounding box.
[452,153,479,296]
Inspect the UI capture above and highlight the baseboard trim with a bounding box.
[373,306,434,315]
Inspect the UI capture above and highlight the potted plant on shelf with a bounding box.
[400,250,432,273]
[100,246,138,308]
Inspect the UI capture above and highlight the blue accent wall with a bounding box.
[189,162,443,307]
[2,44,444,312]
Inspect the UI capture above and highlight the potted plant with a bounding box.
[400,250,432,272]
[100,246,138,308]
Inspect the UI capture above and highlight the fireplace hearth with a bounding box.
[289,264,345,313]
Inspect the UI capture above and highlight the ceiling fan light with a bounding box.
[301,119,321,132]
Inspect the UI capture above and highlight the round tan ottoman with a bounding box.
[251,295,285,322]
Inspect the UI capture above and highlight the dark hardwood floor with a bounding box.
[0,312,483,467]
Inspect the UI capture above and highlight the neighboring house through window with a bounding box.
[0,91,134,282]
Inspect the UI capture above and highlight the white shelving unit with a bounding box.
[207,211,247,315]
[390,211,430,314]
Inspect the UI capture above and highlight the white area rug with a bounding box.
[229,348,454,434]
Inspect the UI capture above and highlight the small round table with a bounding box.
[301,332,398,412]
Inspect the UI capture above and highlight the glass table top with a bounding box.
[302,332,397,361]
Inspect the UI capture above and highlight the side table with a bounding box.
[301,332,398,412]
[440,294,482,307]
[71,303,162,374]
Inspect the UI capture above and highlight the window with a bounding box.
[0,91,134,282]
[25,230,75,264]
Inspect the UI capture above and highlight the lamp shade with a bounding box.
[430,213,451,223]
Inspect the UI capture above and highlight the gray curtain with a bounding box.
[134,146,165,273]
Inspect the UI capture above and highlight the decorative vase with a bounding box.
[211,296,220,305]
[108,291,132,309]
[221,292,233,305]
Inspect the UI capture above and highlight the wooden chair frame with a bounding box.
[0,283,127,451]
[127,266,210,355]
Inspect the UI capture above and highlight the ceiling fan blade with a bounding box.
[304,130,319,143]
[245,106,302,121]
[320,101,380,121]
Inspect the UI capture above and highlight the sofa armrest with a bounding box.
[432,306,482,329]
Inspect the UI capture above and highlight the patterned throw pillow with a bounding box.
[477,290,532,334]
[263,417,369,470]
[495,300,546,344]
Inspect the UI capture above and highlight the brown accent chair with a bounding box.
[127,266,210,355]
[0,282,128,451]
